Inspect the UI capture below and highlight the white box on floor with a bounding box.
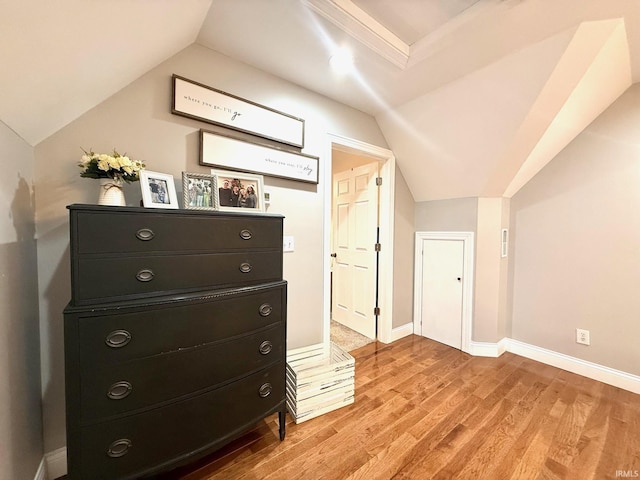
[286,342,355,423]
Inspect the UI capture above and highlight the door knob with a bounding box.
[457,277,462,281]
[330,253,337,258]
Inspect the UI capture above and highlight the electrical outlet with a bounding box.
[576,328,590,346]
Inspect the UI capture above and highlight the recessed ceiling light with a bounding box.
[329,48,354,74]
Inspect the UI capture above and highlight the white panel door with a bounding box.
[331,162,379,339]
[421,239,464,349]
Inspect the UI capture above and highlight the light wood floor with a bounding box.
[158,335,640,480]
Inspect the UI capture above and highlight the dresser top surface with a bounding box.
[67,203,284,219]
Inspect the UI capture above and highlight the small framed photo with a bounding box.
[211,169,265,213]
[140,170,179,209]
[182,172,217,210]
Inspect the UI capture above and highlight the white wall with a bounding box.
[509,83,640,376]
[34,43,388,454]
[0,122,43,480]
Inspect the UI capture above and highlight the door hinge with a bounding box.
[375,177,382,186]
[375,243,381,252]
[374,306,381,316]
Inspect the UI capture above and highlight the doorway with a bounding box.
[322,134,396,347]
[331,158,380,340]
[413,231,474,353]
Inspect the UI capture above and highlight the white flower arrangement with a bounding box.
[78,148,145,183]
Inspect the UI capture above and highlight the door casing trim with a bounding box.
[413,231,475,354]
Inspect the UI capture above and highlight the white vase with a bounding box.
[98,178,126,206]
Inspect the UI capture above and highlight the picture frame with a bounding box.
[182,172,217,210]
[200,129,319,184]
[172,74,305,148]
[211,169,265,213]
[139,170,179,209]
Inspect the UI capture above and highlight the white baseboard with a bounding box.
[412,334,640,394]
[390,323,414,342]
[34,458,46,480]
[44,447,66,480]
[506,339,640,395]
[467,338,508,357]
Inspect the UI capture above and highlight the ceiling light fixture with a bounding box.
[329,48,354,74]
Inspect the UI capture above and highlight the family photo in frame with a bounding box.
[182,172,216,210]
[140,170,179,209]
[211,169,265,212]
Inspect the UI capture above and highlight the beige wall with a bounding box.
[509,83,640,375]
[474,198,508,343]
[499,198,511,339]
[392,166,415,329]
[415,197,478,232]
[0,122,43,480]
[34,44,388,453]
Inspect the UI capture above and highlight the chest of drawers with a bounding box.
[63,204,287,479]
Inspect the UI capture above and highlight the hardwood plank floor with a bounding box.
[155,335,640,480]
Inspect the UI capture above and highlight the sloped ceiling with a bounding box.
[1,0,638,201]
[0,0,213,146]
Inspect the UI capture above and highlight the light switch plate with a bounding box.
[283,236,294,252]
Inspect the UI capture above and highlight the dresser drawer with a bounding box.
[76,364,284,480]
[76,283,286,366]
[74,210,282,254]
[74,251,282,304]
[80,324,284,422]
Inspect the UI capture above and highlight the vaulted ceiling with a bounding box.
[2,0,638,201]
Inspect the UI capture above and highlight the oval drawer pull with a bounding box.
[259,303,272,317]
[107,439,132,458]
[239,262,252,273]
[105,330,131,348]
[107,381,133,400]
[239,229,253,240]
[259,341,273,355]
[258,383,272,398]
[136,269,155,282]
[135,228,155,241]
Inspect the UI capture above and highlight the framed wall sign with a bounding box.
[200,129,319,184]
[172,74,305,148]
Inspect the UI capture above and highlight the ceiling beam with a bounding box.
[303,0,409,69]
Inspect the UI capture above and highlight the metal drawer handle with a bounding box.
[107,381,133,400]
[259,383,272,398]
[259,303,272,317]
[136,269,154,282]
[239,229,253,240]
[239,262,252,273]
[105,330,131,348]
[259,341,273,355]
[107,439,132,458]
[135,228,155,241]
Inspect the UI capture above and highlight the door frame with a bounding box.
[413,231,475,354]
[323,133,396,345]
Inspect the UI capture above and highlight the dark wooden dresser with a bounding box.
[63,204,287,479]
